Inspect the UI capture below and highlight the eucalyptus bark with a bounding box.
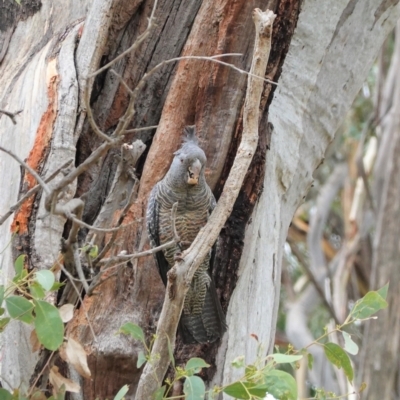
[358,22,400,399]
[1,1,400,399]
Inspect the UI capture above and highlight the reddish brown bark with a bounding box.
[65,1,301,398]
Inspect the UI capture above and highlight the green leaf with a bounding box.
[89,245,98,259]
[34,300,64,350]
[183,376,205,400]
[35,270,55,291]
[14,255,25,275]
[137,351,147,368]
[377,283,389,300]
[223,382,251,399]
[185,357,210,375]
[50,282,65,291]
[119,322,145,343]
[153,386,166,400]
[113,384,129,400]
[264,370,298,400]
[0,285,5,306]
[231,355,245,369]
[12,268,27,284]
[350,291,387,320]
[270,354,303,364]
[0,308,4,316]
[0,317,10,332]
[223,381,269,400]
[324,342,354,382]
[308,353,314,370]
[5,296,34,324]
[0,388,13,399]
[30,282,46,299]
[342,332,359,355]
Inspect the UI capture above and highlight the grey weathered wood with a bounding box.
[212,0,400,394]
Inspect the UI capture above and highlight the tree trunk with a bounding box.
[358,22,400,400]
[1,0,400,399]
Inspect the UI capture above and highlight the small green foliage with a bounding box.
[50,281,65,291]
[113,384,129,400]
[350,287,388,320]
[377,283,389,300]
[264,370,297,400]
[34,300,64,350]
[0,388,13,399]
[30,282,46,299]
[119,322,145,343]
[270,354,303,364]
[35,270,55,291]
[342,331,359,355]
[153,386,166,400]
[324,342,353,382]
[231,355,245,369]
[185,357,210,375]
[0,285,5,306]
[81,244,99,259]
[223,381,249,399]
[89,245,99,259]
[14,254,25,275]
[137,351,147,368]
[307,353,314,370]
[0,317,10,332]
[183,376,206,400]
[5,296,34,324]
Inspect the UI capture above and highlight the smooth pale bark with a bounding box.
[212,0,400,394]
[358,22,400,400]
[0,2,92,390]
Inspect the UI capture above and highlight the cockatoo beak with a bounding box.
[187,159,202,185]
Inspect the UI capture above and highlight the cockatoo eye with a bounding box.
[180,158,184,163]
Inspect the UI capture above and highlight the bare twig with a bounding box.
[45,139,122,212]
[97,240,176,266]
[56,258,97,341]
[134,54,278,86]
[91,183,139,265]
[0,108,22,125]
[83,76,114,143]
[0,146,50,195]
[288,239,340,325]
[0,160,73,226]
[27,351,55,397]
[89,0,159,78]
[68,215,127,233]
[96,203,178,266]
[110,69,134,96]
[90,203,178,293]
[73,243,90,293]
[124,125,158,134]
[135,9,277,398]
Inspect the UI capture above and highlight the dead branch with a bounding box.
[124,125,158,134]
[89,0,159,79]
[288,239,340,325]
[135,8,276,398]
[0,108,22,125]
[0,146,50,195]
[88,202,178,293]
[87,140,146,247]
[0,160,73,226]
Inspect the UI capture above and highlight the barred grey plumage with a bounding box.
[147,126,226,343]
